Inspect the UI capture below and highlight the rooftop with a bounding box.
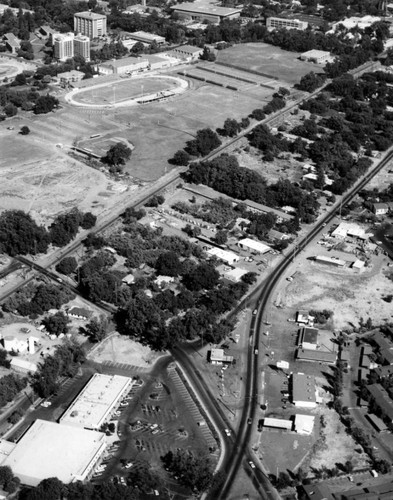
[60,373,133,430]
[292,373,317,403]
[263,417,292,430]
[171,3,242,15]
[74,11,107,19]
[296,349,337,363]
[0,420,106,486]
[301,49,331,58]
[367,383,393,420]
[301,327,318,345]
[238,238,271,254]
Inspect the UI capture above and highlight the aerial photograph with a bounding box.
[2,0,393,498]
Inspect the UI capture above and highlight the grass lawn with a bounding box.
[216,43,322,85]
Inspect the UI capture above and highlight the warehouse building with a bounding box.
[314,255,346,267]
[0,419,106,486]
[60,373,133,430]
[263,417,292,431]
[129,30,165,45]
[206,247,239,265]
[299,327,319,350]
[294,414,315,435]
[238,238,271,254]
[96,57,149,75]
[292,373,318,408]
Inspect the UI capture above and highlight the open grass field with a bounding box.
[0,57,36,80]
[216,43,321,85]
[71,75,183,106]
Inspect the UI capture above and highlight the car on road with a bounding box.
[7,126,14,130]
[249,461,256,469]
[253,309,257,315]
[224,429,231,436]
[247,418,252,425]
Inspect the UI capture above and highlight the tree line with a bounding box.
[0,208,96,257]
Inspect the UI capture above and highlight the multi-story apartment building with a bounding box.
[74,34,90,61]
[53,33,74,61]
[74,11,107,39]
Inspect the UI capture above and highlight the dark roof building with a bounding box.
[300,483,334,499]
[372,365,393,379]
[367,383,393,421]
[371,332,393,365]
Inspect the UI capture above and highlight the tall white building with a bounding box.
[53,32,74,61]
[74,11,107,39]
[74,34,90,61]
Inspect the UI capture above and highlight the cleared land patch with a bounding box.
[216,43,322,85]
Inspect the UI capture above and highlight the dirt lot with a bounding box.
[282,252,393,330]
[88,333,161,368]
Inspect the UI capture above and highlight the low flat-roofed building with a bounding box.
[0,419,106,486]
[207,247,239,265]
[10,358,37,374]
[300,49,332,64]
[209,348,233,364]
[366,413,388,432]
[97,56,148,75]
[352,259,365,270]
[169,44,203,61]
[3,33,20,54]
[221,267,248,283]
[367,383,393,421]
[267,229,288,241]
[122,273,135,285]
[67,306,91,320]
[294,414,315,435]
[245,200,293,222]
[292,373,317,408]
[331,222,367,240]
[299,327,319,350]
[129,30,165,45]
[60,373,133,430]
[315,255,346,267]
[58,70,85,86]
[238,238,270,254]
[171,3,242,24]
[296,349,337,364]
[296,310,310,324]
[267,16,308,30]
[263,417,292,431]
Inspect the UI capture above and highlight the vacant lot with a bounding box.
[216,43,321,85]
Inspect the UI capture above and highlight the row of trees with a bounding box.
[0,373,27,409]
[0,208,96,257]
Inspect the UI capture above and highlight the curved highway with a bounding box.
[217,146,393,497]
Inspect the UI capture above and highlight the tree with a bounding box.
[34,94,59,114]
[183,262,219,291]
[155,251,182,276]
[19,125,30,135]
[200,46,216,61]
[49,208,83,247]
[214,229,228,245]
[43,311,70,336]
[56,256,77,275]
[170,149,190,166]
[297,71,326,92]
[84,316,108,342]
[162,449,213,493]
[81,212,97,230]
[186,128,222,157]
[0,210,50,256]
[102,143,131,167]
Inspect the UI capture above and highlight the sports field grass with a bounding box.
[73,76,180,105]
[216,42,321,85]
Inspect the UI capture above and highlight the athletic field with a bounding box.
[71,76,183,106]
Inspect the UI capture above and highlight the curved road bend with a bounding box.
[216,146,393,498]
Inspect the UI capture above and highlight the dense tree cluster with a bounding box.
[0,373,27,409]
[185,128,222,157]
[162,449,214,493]
[183,154,319,223]
[0,208,97,258]
[102,143,132,172]
[31,341,86,398]
[0,466,20,494]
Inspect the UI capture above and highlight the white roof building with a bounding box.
[10,358,38,374]
[60,374,133,430]
[222,267,249,283]
[294,414,315,435]
[292,373,317,408]
[0,420,106,486]
[122,273,135,285]
[331,222,367,240]
[238,238,270,254]
[209,348,233,364]
[207,247,239,265]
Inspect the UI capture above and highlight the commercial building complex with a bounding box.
[0,420,106,486]
[74,11,107,38]
[238,238,271,254]
[60,373,133,430]
[300,49,332,64]
[171,3,242,24]
[129,31,165,46]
